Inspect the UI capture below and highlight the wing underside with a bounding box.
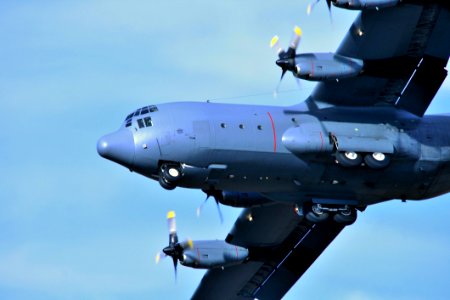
[311,3,449,116]
[192,203,345,299]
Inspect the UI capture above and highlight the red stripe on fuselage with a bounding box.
[267,112,277,153]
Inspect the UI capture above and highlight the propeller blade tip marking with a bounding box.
[167,211,176,219]
[270,36,279,48]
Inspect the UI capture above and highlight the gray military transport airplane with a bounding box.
[97,1,449,299]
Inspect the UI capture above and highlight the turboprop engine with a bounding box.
[180,240,249,269]
[156,211,248,277]
[277,53,364,81]
[271,27,364,82]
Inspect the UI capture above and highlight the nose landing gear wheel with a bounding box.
[335,151,363,167]
[364,152,391,169]
[159,164,183,190]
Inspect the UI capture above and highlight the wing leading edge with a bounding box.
[192,203,345,299]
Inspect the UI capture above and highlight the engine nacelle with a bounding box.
[180,240,248,269]
[293,53,363,81]
[332,0,399,10]
[220,191,270,207]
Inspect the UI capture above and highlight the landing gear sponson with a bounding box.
[296,202,362,226]
[335,151,391,169]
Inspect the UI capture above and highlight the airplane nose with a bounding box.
[97,130,135,167]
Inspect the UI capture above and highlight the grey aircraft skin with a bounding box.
[98,1,450,299]
[98,101,450,206]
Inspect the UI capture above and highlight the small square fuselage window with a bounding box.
[144,117,153,127]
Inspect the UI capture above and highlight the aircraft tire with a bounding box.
[305,211,329,223]
[160,164,183,183]
[159,175,176,190]
[335,151,362,167]
[303,204,329,223]
[364,152,390,169]
[333,210,357,226]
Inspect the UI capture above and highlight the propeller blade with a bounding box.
[155,251,166,264]
[289,26,302,52]
[196,196,209,217]
[172,256,178,283]
[198,189,224,224]
[307,0,321,15]
[167,211,176,234]
[180,239,194,249]
[214,197,224,224]
[307,0,333,23]
[270,35,285,57]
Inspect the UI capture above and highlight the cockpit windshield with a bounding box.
[124,105,158,127]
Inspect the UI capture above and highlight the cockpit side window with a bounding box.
[144,117,153,127]
[133,109,141,117]
[137,119,145,128]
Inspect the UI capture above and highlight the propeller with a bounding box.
[270,26,303,94]
[307,0,333,22]
[156,211,193,282]
[197,188,224,224]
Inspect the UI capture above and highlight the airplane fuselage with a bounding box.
[98,101,450,207]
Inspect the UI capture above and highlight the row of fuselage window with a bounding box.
[129,121,267,130]
[220,123,263,130]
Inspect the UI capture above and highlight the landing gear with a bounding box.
[159,163,183,190]
[335,151,391,169]
[305,204,330,223]
[335,151,363,167]
[364,152,391,169]
[333,206,357,225]
[304,203,357,226]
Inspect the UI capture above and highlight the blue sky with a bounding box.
[1,1,449,299]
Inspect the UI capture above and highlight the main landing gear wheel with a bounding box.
[305,204,329,223]
[333,207,357,225]
[335,151,363,167]
[364,152,391,169]
[159,163,183,190]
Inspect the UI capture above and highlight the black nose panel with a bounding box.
[97,130,135,167]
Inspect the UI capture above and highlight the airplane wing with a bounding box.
[311,3,450,117]
[191,202,345,299]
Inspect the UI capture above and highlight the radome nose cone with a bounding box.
[97,130,135,167]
